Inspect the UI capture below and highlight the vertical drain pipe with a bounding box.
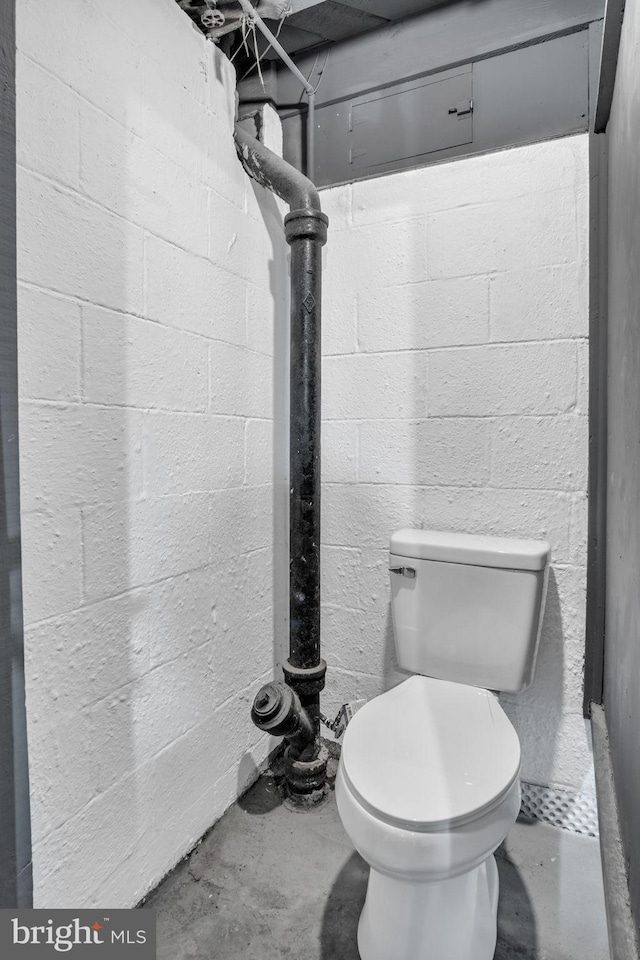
[235,124,329,804]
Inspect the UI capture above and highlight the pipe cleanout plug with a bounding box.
[251,682,315,755]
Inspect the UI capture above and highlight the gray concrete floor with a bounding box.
[145,749,609,959]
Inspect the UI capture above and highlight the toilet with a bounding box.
[335,528,550,960]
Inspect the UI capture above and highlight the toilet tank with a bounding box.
[389,529,550,694]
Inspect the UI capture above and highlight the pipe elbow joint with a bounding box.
[233,123,323,216]
[250,681,315,753]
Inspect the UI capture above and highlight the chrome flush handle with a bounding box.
[390,566,416,579]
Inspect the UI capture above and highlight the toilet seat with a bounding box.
[341,675,520,830]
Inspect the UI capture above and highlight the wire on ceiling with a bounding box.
[238,12,288,82]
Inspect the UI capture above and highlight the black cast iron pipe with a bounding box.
[235,123,329,800]
[250,682,314,755]
[234,123,321,212]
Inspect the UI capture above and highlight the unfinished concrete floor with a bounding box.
[145,751,609,960]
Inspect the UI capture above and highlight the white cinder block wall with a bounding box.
[320,135,592,796]
[15,0,591,905]
[16,0,286,907]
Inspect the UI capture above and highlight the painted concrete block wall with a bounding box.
[16,0,286,907]
[320,135,592,794]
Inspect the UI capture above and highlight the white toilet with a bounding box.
[335,528,550,960]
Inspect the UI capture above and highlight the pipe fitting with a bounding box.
[284,209,328,246]
[284,743,329,797]
[250,682,315,753]
[282,659,327,699]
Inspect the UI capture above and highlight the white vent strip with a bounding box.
[520,781,599,838]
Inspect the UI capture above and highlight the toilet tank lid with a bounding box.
[390,529,550,571]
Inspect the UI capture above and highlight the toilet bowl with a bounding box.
[335,528,550,960]
[336,675,521,960]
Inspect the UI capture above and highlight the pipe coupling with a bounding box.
[250,682,315,751]
[282,658,326,698]
[285,209,328,245]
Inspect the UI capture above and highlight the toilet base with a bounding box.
[357,854,499,960]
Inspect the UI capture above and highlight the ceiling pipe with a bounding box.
[236,0,316,180]
[235,122,329,804]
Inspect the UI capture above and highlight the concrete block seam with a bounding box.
[21,163,247,279]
